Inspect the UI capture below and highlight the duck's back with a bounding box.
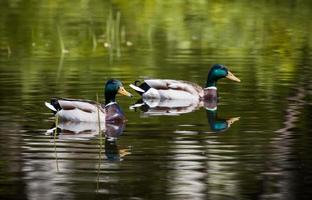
[50,98,106,122]
[141,79,204,100]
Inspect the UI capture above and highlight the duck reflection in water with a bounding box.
[131,98,239,133]
[203,98,240,133]
[104,122,131,161]
[206,109,240,133]
[45,121,131,161]
[104,136,131,162]
[130,98,202,116]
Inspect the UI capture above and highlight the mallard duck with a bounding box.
[129,64,240,101]
[45,79,132,123]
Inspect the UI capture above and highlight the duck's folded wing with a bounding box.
[144,79,203,97]
[48,98,106,122]
[57,98,100,113]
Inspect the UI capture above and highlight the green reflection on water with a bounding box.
[0,1,311,59]
[0,0,311,88]
[0,1,310,95]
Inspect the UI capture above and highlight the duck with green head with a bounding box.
[45,79,132,123]
[129,64,240,105]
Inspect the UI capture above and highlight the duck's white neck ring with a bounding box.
[205,106,217,111]
[204,86,217,90]
[105,102,117,107]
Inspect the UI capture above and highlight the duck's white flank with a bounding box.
[56,109,106,122]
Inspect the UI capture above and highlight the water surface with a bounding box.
[1,1,312,200]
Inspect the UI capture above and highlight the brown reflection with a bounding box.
[262,86,306,199]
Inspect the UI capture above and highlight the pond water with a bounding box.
[1,1,312,200]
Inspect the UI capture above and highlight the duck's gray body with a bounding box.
[130,79,204,102]
[45,98,125,123]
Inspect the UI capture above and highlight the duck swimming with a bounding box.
[129,64,240,102]
[45,79,132,123]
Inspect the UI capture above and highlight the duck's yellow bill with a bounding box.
[226,117,240,127]
[226,71,241,82]
[118,87,133,97]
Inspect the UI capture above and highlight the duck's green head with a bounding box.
[105,79,132,104]
[206,64,241,87]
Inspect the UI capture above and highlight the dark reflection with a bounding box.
[203,95,240,132]
[206,109,240,133]
[105,122,125,139]
[104,122,130,162]
[105,137,130,162]
[45,121,130,161]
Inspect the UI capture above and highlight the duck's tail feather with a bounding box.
[129,102,145,110]
[45,102,57,112]
[45,98,62,114]
[129,84,145,93]
[45,127,56,135]
[129,80,151,95]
